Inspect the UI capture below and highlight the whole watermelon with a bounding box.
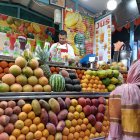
[49,74,65,92]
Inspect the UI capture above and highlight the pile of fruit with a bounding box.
[0,61,14,80]
[80,69,122,92]
[0,97,109,140]
[0,56,52,92]
[50,66,60,74]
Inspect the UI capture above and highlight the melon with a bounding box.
[28,76,38,86]
[49,74,65,92]
[43,85,52,92]
[39,76,48,86]
[16,74,27,86]
[34,68,44,78]
[33,84,43,92]
[10,84,22,92]
[22,66,33,77]
[23,84,33,92]
[15,56,27,68]
[2,74,15,86]
[0,83,10,92]
[28,59,39,70]
[9,65,21,76]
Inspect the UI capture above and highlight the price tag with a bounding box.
[89,57,95,62]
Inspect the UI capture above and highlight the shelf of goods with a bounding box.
[0,92,109,140]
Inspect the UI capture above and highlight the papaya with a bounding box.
[58,109,68,121]
[56,120,65,132]
[57,97,66,110]
[31,99,41,116]
[48,98,60,114]
[40,108,48,125]
[46,123,56,135]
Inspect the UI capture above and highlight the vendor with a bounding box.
[49,30,75,62]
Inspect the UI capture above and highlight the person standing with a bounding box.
[49,30,75,62]
[108,60,140,140]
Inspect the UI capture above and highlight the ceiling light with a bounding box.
[107,0,117,11]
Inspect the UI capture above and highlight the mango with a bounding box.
[65,97,71,108]
[57,97,66,110]
[31,99,41,115]
[39,99,50,111]
[58,109,68,121]
[56,121,65,132]
[40,108,48,125]
[48,98,60,114]
[46,123,56,135]
[48,111,58,126]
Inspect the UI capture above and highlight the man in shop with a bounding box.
[49,30,75,62]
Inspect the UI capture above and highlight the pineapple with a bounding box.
[36,47,51,78]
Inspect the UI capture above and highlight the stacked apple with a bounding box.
[63,97,109,139]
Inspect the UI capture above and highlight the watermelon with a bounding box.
[49,74,65,92]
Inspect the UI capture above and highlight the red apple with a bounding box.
[91,99,99,107]
[98,104,105,114]
[83,105,91,116]
[91,106,98,115]
[98,97,106,105]
[78,97,86,107]
[96,113,104,122]
[85,98,92,105]
[87,114,96,126]
[95,121,103,133]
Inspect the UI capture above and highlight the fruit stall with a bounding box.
[0,52,128,140]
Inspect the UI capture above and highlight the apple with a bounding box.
[83,105,91,116]
[91,99,99,107]
[96,113,104,122]
[85,98,92,105]
[91,106,98,115]
[98,97,106,105]
[87,114,96,126]
[78,97,86,107]
[98,104,105,114]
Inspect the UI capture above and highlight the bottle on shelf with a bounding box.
[3,37,10,56]
[13,39,20,58]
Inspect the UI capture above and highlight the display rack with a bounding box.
[0,92,110,101]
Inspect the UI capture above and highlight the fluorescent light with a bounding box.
[107,0,117,11]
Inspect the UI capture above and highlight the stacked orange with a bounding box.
[76,69,85,80]
[80,71,108,92]
[50,66,60,74]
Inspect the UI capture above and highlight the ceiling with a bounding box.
[0,0,123,19]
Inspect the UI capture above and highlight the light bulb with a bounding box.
[107,0,117,11]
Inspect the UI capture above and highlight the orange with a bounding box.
[83,118,89,125]
[82,88,87,92]
[22,104,32,113]
[78,138,83,140]
[33,117,41,125]
[62,135,67,140]
[26,132,34,140]
[85,129,90,136]
[9,135,16,140]
[94,132,100,138]
[67,112,74,121]
[18,112,27,121]
[71,119,77,127]
[74,111,79,120]
[28,111,35,120]
[79,131,85,138]
[100,132,105,137]
[94,80,99,84]
[69,106,75,113]
[42,129,49,137]
[82,75,86,79]
[90,134,95,139]
[87,87,92,92]
[21,126,29,135]
[55,67,60,73]
[81,83,88,88]
[67,133,74,140]
[81,124,87,131]
[12,129,21,138]
[50,67,56,72]
[95,76,100,80]
[98,81,102,84]
[17,134,26,140]
[37,123,45,131]
[34,130,42,140]
[62,127,69,136]
[78,74,83,79]
[85,75,91,80]
[83,78,88,83]
[101,85,105,89]
[90,79,94,84]
[96,88,100,92]
[93,84,98,89]
[81,70,85,74]
[30,124,37,133]
[74,132,79,139]
[24,119,32,127]
[40,137,47,140]
[15,120,24,130]
[88,83,93,88]
[92,75,95,79]
[77,119,83,125]
[75,125,81,132]
[79,112,85,119]
[87,123,92,130]
[83,136,89,140]
[69,127,75,133]
[91,127,96,134]
[97,84,102,89]
[76,69,81,74]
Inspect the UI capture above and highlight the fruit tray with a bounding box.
[0,92,110,101]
